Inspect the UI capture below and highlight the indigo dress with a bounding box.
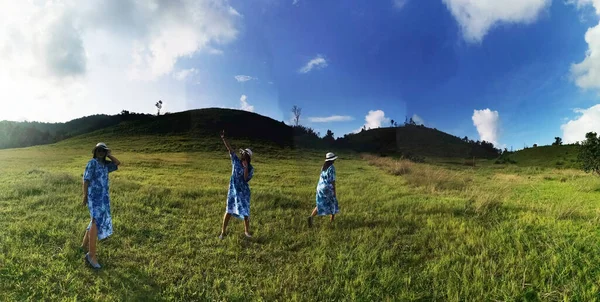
[226,152,254,219]
[315,165,339,215]
[83,158,118,240]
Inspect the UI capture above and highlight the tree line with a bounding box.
[0,111,154,149]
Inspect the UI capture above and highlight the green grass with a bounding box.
[2,136,600,301]
[508,145,581,169]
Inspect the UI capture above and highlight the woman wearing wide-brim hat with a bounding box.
[219,130,255,239]
[80,142,121,269]
[308,152,339,227]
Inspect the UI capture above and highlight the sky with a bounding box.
[2,0,600,150]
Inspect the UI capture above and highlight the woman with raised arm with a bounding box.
[219,130,254,239]
[80,142,121,269]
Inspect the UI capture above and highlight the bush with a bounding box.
[578,132,600,176]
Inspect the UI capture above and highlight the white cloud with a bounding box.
[228,6,242,17]
[240,94,254,112]
[412,114,424,125]
[441,0,551,43]
[126,1,240,81]
[472,109,500,146]
[308,115,354,123]
[568,0,600,14]
[173,68,198,81]
[235,75,257,82]
[353,110,390,133]
[570,0,600,90]
[393,0,408,9]
[561,104,600,143]
[293,0,300,5]
[299,54,328,74]
[0,0,241,122]
[207,48,225,55]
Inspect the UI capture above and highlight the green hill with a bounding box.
[503,144,581,169]
[53,108,326,156]
[4,108,502,159]
[0,112,152,149]
[336,125,501,159]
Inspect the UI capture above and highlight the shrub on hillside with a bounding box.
[494,153,516,164]
[578,132,600,176]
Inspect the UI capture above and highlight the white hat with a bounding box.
[95,142,110,150]
[92,142,110,154]
[240,148,253,158]
[325,152,338,161]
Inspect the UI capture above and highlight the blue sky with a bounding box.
[185,0,600,149]
[3,0,600,150]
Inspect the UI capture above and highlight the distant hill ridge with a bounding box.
[1,108,502,159]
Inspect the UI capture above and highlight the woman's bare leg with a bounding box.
[81,229,89,250]
[244,216,251,237]
[308,207,318,227]
[88,219,99,263]
[220,213,232,237]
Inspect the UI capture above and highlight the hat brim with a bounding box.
[325,156,338,161]
[93,146,110,153]
[239,149,252,157]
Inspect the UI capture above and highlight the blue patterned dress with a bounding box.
[83,158,118,240]
[316,165,339,215]
[226,152,254,219]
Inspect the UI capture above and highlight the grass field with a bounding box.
[1,138,600,301]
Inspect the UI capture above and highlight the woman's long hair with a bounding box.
[321,160,334,172]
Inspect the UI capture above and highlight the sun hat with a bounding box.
[96,142,110,150]
[239,148,253,158]
[92,142,110,154]
[325,152,338,161]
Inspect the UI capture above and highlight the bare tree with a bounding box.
[291,105,301,126]
[155,100,163,116]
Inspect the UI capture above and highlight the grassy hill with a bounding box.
[78,108,299,149]
[15,108,501,160]
[0,113,152,149]
[501,145,582,169]
[336,125,500,159]
[49,109,332,159]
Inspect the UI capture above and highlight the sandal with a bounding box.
[85,253,101,269]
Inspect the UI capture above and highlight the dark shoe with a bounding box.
[307,216,313,228]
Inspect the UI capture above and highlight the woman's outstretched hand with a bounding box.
[221,130,233,153]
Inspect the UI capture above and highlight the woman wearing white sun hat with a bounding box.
[308,152,339,227]
[80,142,121,269]
[219,130,255,239]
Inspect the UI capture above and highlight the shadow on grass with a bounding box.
[327,213,421,236]
[408,201,520,228]
[93,262,162,301]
